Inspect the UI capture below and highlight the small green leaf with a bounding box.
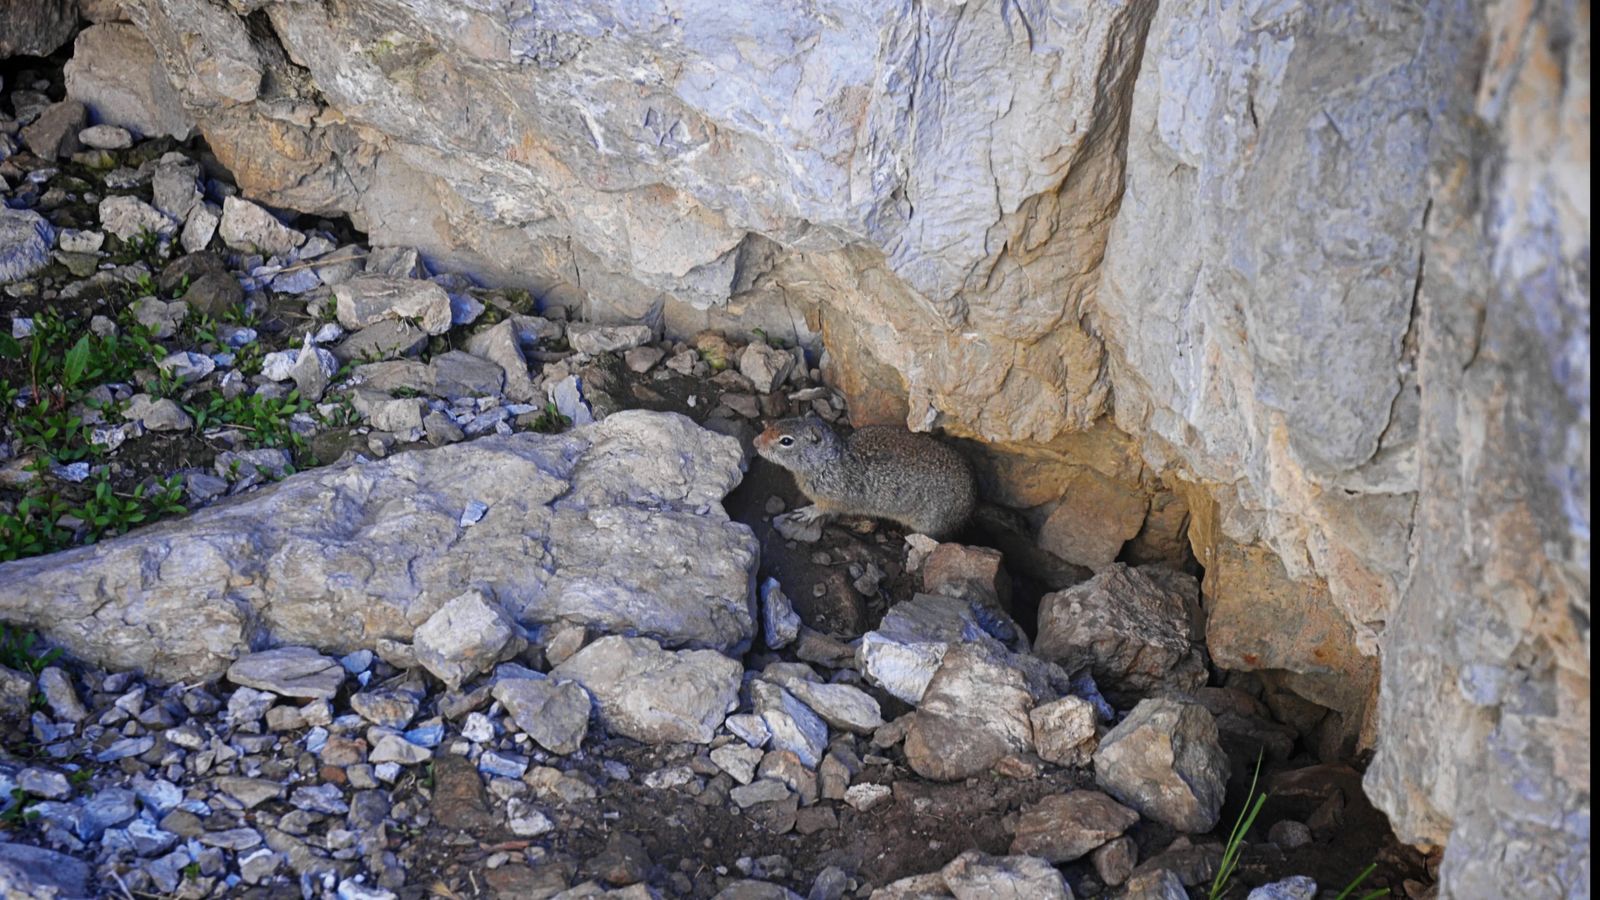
[63,335,92,386]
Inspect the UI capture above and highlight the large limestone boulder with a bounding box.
[0,411,758,681]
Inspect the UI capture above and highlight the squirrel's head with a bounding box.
[753,417,840,471]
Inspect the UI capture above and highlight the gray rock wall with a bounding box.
[40,0,1590,893]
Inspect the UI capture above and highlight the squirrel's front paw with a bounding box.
[790,504,829,524]
[773,506,826,543]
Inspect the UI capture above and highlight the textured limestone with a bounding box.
[64,24,195,139]
[0,412,757,680]
[0,0,77,58]
[1034,564,1207,706]
[551,636,741,745]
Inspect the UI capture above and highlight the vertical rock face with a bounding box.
[70,1,1587,892]
[104,0,1157,444]
[1097,1,1589,895]
[1362,4,1591,897]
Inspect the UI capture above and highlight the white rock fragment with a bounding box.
[412,590,526,690]
[218,196,306,257]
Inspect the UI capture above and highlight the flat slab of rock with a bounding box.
[0,841,92,899]
[0,411,757,681]
[227,647,345,699]
[334,274,453,335]
[492,675,591,755]
[1010,790,1140,862]
[939,850,1072,899]
[1094,697,1229,833]
[551,636,741,744]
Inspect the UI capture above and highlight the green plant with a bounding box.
[1,309,165,464]
[524,400,571,434]
[0,789,39,828]
[0,626,63,676]
[1209,754,1268,900]
[71,474,187,545]
[0,493,73,561]
[185,390,312,451]
[315,394,359,428]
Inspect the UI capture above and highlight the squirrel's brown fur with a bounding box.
[754,418,976,539]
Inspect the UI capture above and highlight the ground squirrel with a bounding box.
[753,417,977,539]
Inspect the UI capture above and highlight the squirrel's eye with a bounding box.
[778,436,795,447]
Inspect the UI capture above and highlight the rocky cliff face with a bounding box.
[41,0,1591,894]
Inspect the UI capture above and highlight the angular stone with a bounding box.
[100,195,177,241]
[783,680,883,736]
[904,644,1040,781]
[183,271,245,318]
[36,667,88,723]
[1037,471,1148,569]
[552,636,740,744]
[228,647,346,699]
[465,319,537,402]
[624,346,665,373]
[738,342,795,394]
[1091,836,1137,887]
[17,768,70,801]
[0,208,56,283]
[20,100,86,160]
[760,578,800,651]
[413,590,526,690]
[217,777,286,810]
[749,681,828,769]
[1035,564,1206,705]
[80,124,134,151]
[65,24,194,138]
[0,411,755,682]
[1029,695,1099,767]
[1122,869,1188,900]
[334,275,452,336]
[131,298,189,339]
[349,688,420,730]
[182,203,221,254]
[0,842,92,899]
[710,744,764,785]
[1247,877,1318,900]
[58,229,106,255]
[369,733,432,765]
[492,675,591,755]
[331,320,429,362]
[1094,698,1228,833]
[431,350,508,399]
[152,156,203,220]
[0,0,76,57]
[939,850,1072,900]
[1010,790,1140,862]
[289,340,339,403]
[567,323,652,355]
[124,395,194,432]
[219,196,305,257]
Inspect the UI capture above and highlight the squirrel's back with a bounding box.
[756,419,975,538]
